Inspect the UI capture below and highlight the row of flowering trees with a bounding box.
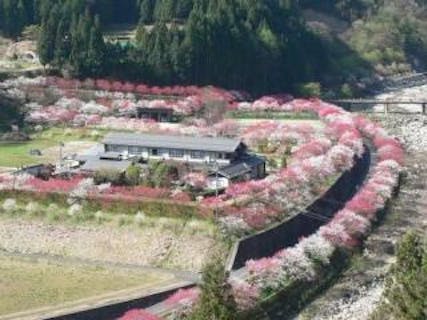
[0,174,193,204]
[45,77,237,102]
[229,95,329,114]
[24,95,207,126]
[1,76,238,101]
[226,101,404,312]
[116,99,403,320]
[200,100,365,235]
[2,76,243,127]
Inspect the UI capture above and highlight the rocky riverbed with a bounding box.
[374,84,427,113]
[378,114,427,152]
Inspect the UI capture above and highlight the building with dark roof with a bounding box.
[212,155,266,182]
[137,107,174,122]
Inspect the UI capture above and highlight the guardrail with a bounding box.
[330,99,427,114]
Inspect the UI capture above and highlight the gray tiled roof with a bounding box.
[80,159,132,172]
[103,132,243,153]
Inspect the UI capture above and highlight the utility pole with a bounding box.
[59,141,65,169]
[209,159,220,220]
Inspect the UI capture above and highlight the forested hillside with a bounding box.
[300,0,427,76]
[0,90,24,132]
[1,0,426,95]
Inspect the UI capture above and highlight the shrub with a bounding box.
[125,164,142,186]
[150,161,178,188]
[68,203,83,217]
[187,255,239,320]
[340,83,354,98]
[2,198,17,213]
[134,211,146,225]
[47,209,61,222]
[94,169,124,185]
[25,201,40,215]
[47,203,60,215]
[378,231,427,320]
[94,210,106,223]
[296,82,322,98]
[116,214,130,226]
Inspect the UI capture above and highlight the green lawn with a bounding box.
[0,140,55,167]
[0,127,103,168]
[0,253,174,316]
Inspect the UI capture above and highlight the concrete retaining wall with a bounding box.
[44,283,195,320]
[229,148,371,270]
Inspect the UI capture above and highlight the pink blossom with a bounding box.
[333,209,371,237]
[299,233,335,265]
[377,145,405,165]
[164,288,199,306]
[229,279,260,311]
[102,186,170,200]
[26,176,83,193]
[184,173,208,190]
[246,257,281,275]
[346,190,379,219]
[279,246,316,281]
[118,309,162,320]
[319,222,359,248]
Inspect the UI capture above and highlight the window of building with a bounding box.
[110,145,127,153]
[151,149,158,156]
[191,151,205,159]
[129,146,142,154]
[170,149,184,158]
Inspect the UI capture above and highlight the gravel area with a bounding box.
[301,283,384,320]
[377,114,427,152]
[0,218,217,272]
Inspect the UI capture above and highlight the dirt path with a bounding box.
[295,152,427,320]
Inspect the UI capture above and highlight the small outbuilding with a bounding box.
[137,107,174,122]
[211,155,266,182]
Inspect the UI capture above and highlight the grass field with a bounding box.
[0,253,175,316]
[0,127,104,168]
[235,118,324,130]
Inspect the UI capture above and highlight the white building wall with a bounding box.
[115,144,232,165]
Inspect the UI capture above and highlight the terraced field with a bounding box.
[0,253,175,317]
